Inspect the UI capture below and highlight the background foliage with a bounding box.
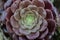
[51,0,60,40]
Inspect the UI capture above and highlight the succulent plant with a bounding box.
[0,0,58,40]
[0,0,7,11]
[0,0,4,11]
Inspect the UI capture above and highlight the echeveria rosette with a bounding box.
[2,0,58,40]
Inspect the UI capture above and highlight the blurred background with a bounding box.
[51,0,60,40]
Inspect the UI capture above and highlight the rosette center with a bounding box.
[20,11,38,29]
[23,11,36,26]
